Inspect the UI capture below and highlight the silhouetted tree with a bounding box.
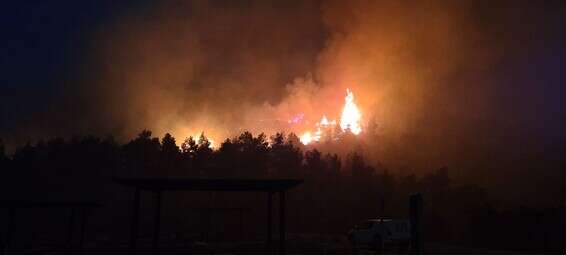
[348,152,373,179]
[399,173,419,196]
[215,138,239,177]
[305,149,325,177]
[160,133,181,176]
[195,133,213,174]
[286,133,301,148]
[0,138,5,160]
[270,133,303,177]
[271,132,285,147]
[3,130,555,252]
[181,136,198,158]
[234,132,269,177]
[123,130,161,176]
[12,142,36,170]
[423,166,451,208]
[324,153,341,175]
[0,138,9,193]
[161,133,179,155]
[0,139,7,172]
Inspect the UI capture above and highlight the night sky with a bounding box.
[1,1,131,85]
[1,1,147,134]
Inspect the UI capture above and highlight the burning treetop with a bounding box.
[300,89,363,145]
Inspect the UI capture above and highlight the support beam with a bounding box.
[239,208,244,241]
[67,208,76,255]
[152,190,163,255]
[279,191,286,255]
[3,208,15,255]
[129,188,141,255]
[267,192,273,254]
[114,178,303,255]
[410,193,423,255]
[79,208,87,255]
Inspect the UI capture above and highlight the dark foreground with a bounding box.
[23,234,542,255]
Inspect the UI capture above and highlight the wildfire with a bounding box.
[339,89,362,135]
[300,132,315,145]
[320,115,330,126]
[300,89,362,145]
[189,133,216,148]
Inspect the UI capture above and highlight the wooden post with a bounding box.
[3,207,16,255]
[67,208,76,255]
[239,208,244,241]
[79,208,88,255]
[279,191,286,255]
[410,193,423,255]
[267,192,273,254]
[152,190,163,255]
[129,189,141,255]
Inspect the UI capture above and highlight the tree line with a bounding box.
[0,132,564,253]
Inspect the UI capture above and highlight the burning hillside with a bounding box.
[181,88,364,148]
[299,89,363,145]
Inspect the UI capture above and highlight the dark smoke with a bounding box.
[2,0,566,203]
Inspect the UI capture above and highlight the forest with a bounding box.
[0,131,565,254]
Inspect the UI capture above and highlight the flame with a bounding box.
[320,115,330,126]
[300,132,314,145]
[299,89,363,145]
[190,133,216,148]
[339,89,362,135]
[318,115,337,126]
[175,90,363,148]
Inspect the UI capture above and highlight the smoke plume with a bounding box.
[2,0,566,189]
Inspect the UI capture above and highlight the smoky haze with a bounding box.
[2,0,566,200]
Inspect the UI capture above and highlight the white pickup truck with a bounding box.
[348,218,411,251]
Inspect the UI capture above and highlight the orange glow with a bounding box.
[320,115,330,126]
[189,133,216,148]
[299,89,362,145]
[339,89,362,134]
[300,132,314,145]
